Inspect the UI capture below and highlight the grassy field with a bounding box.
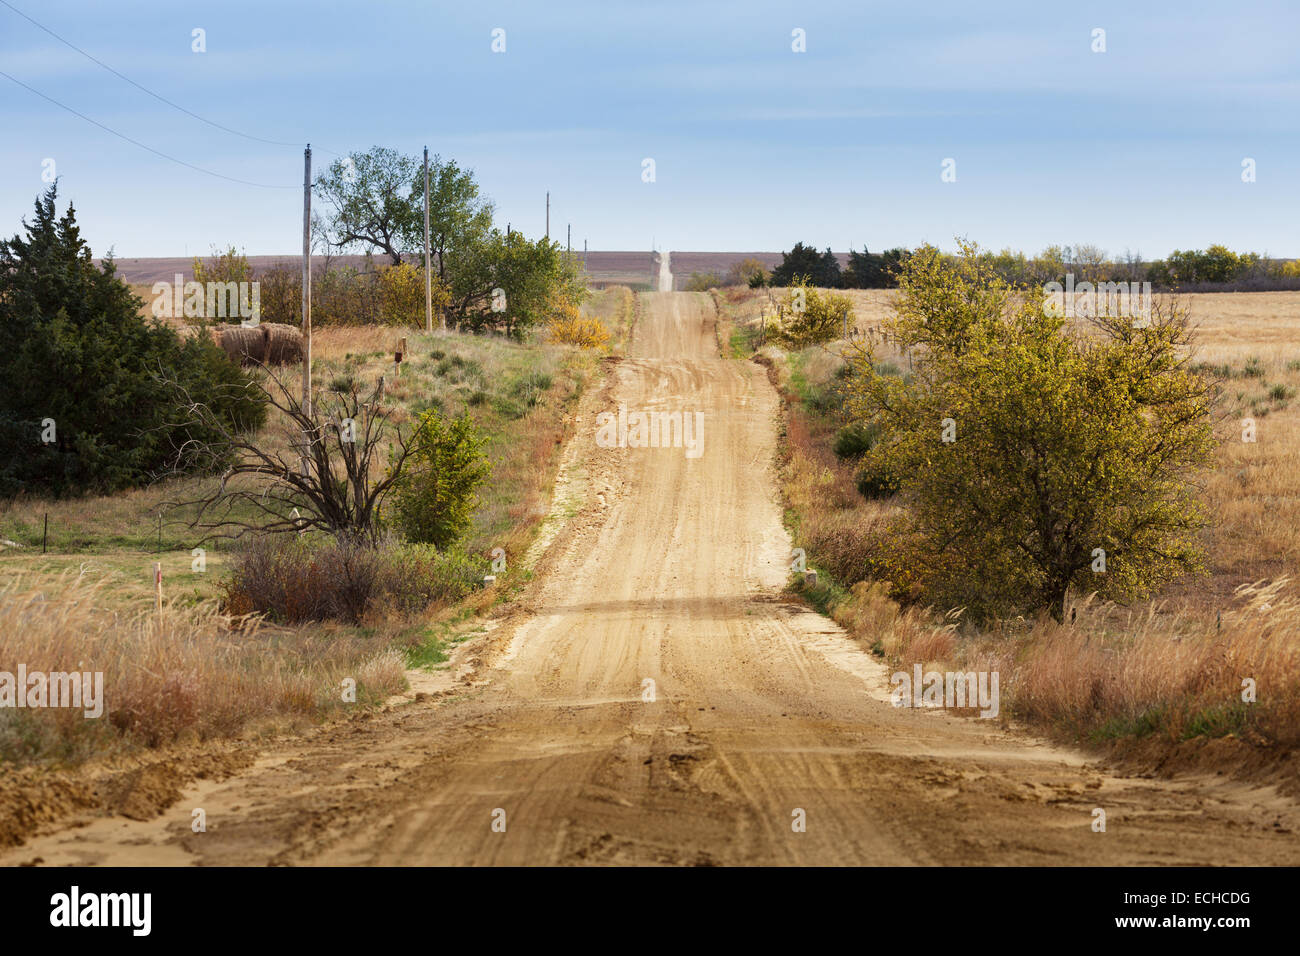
[739,285,1300,768]
[0,287,634,767]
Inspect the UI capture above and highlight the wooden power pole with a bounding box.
[424,145,433,333]
[545,192,549,239]
[302,145,312,417]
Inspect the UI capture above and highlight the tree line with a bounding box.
[715,241,1300,292]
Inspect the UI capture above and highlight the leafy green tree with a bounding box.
[846,241,1215,623]
[314,147,422,265]
[0,186,265,497]
[426,155,495,285]
[387,409,490,549]
[1156,245,1259,286]
[314,148,494,274]
[771,242,841,287]
[450,231,585,339]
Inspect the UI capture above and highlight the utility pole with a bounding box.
[545,192,549,239]
[302,145,312,417]
[583,238,587,270]
[567,223,571,256]
[424,146,433,334]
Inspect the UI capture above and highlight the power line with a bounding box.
[0,69,296,189]
[0,0,342,156]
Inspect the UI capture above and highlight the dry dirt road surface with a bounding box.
[11,292,1300,866]
[657,250,673,292]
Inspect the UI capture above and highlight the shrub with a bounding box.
[771,276,855,349]
[833,421,879,459]
[192,245,253,286]
[685,271,722,292]
[377,262,450,325]
[547,301,611,349]
[387,409,490,548]
[725,258,769,287]
[223,535,487,624]
[377,543,487,613]
[254,259,450,328]
[855,454,900,499]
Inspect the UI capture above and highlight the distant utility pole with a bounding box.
[302,145,312,417]
[567,223,571,256]
[545,192,550,240]
[423,146,434,333]
[583,238,587,269]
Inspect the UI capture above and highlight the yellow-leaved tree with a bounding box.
[376,263,450,326]
[546,297,610,349]
[845,240,1216,623]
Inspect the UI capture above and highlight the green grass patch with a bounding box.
[1088,706,1168,742]
[403,627,450,670]
[1182,701,1252,740]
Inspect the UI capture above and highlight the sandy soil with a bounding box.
[7,291,1300,866]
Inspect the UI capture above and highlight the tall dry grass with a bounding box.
[1006,581,1300,745]
[0,573,406,765]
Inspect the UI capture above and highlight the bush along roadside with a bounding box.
[765,276,1300,787]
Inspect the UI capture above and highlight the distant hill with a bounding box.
[97,255,372,285]
[97,251,840,291]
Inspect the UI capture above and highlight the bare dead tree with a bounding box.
[158,363,411,544]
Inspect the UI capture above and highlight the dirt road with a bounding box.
[658,250,672,292]
[10,292,1300,866]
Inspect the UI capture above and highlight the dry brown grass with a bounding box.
[0,572,406,765]
[1008,580,1300,745]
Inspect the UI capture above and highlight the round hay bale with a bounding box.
[261,322,303,365]
[218,325,267,366]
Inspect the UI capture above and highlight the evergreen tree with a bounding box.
[770,242,841,287]
[0,186,265,496]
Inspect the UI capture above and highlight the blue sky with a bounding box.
[2,0,1297,258]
